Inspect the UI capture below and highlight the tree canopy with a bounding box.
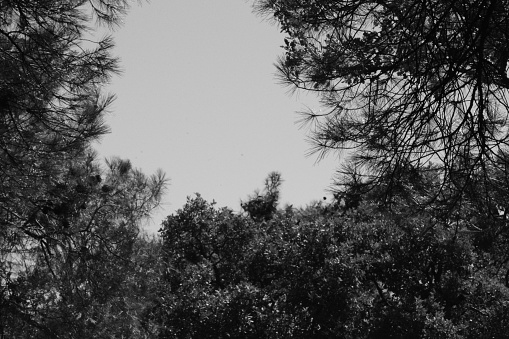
[152,2,509,336]
[0,1,168,337]
[0,0,127,250]
[4,0,509,337]
[156,172,509,338]
[254,0,509,208]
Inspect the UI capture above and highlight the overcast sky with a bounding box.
[94,0,339,232]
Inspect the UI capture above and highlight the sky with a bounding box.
[94,0,339,232]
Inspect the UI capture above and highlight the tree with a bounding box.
[0,0,129,237]
[0,1,169,337]
[159,194,257,338]
[158,189,509,338]
[241,171,282,221]
[1,155,167,338]
[254,0,509,207]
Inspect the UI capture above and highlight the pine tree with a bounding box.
[254,0,509,208]
[0,1,168,336]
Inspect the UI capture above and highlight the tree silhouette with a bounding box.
[255,0,509,208]
[0,1,169,337]
[241,172,282,221]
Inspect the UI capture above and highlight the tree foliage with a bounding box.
[241,171,283,221]
[1,154,166,338]
[154,1,509,332]
[5,1,509,337]
[158,178,509,338]
[0,1,169,337]
[0,0,127,231]
[254,0,509,206]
